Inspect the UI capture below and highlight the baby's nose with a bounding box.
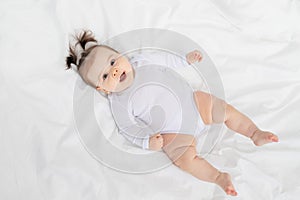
[112,67,120,78]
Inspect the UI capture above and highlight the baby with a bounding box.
[66,30,279,196]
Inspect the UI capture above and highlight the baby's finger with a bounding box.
[193,50,200,54]
[159,140,163,147]
[196,54,202,61]
[198,56,202,61]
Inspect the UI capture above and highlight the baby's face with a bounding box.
[80,46,134,93]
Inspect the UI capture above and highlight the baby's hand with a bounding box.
[149,133,164,151]
[186,50,203,65]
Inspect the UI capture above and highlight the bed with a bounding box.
[1,0,299,199]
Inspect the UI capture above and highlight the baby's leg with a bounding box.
[162,133,237,196]
[193,91,279,146]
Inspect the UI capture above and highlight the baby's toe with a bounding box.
[268,134,279,142]
[226,188,237,196]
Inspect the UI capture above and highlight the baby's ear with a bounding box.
[96,86,102,91]
[96,87,110,96]
[96,86,108,93]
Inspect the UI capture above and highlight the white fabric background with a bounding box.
[1,0,300,199]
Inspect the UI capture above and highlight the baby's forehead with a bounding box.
[84,46,113,67]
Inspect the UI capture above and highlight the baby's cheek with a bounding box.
[119,57,132,68]
[106,78,119,90]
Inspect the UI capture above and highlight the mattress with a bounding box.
[1,0,299,199]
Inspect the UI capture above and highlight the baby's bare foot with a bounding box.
[215,172,237,196]
[251,130,279,146]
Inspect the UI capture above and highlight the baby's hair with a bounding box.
[65,30,97,70]
[65,29,119,71]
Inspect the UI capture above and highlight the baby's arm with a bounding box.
[140,50,202,69]
[121,130,164,151]
[120,131,150,150]
[111,99,155,150]
[118,116,163,150]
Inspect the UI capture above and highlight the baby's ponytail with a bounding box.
[65,46,77,69]
[65,30,98,70]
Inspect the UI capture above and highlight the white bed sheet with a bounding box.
[1,0,300,199]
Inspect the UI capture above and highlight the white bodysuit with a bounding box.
[107,52,207,149]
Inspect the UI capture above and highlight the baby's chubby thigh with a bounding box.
[161,133,197,166]
[193,90,227,124]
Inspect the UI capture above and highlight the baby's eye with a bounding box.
[103,73,108,80]
[110,59,115,66]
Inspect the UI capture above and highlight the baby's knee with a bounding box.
[172,146,197,172]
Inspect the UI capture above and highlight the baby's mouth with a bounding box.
[119,71,126,82]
